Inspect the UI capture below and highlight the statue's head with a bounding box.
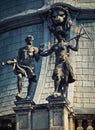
[48,6,72,42]
[25,35,34,45]
[51,6,67,25]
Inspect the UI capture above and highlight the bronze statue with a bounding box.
[2,35,43,100]
[40,6,80,97]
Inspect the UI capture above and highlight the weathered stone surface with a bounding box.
[32,110,49,129]
[14,99,33,130]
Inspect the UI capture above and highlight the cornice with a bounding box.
[0,2,95,34]
[0,13,43,34]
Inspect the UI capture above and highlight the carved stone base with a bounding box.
[46,94,70,105]
[47,96,71,130]
[13,99,35,130]
[13,97,72,130]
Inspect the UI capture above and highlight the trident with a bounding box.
[68,24,93,42]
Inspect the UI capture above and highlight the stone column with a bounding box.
[69,113,75,130]
[13,99,35,130]
[87,120,94,130]
[47,96,72,130]
[77,120,83,130]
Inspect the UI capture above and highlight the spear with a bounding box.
[68,24,93,42]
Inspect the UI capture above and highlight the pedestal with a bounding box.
[13,99,35,130]
[47,96,71,130]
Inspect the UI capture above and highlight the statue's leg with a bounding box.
[58,79,63,93]
[62,73,69,98]
[54,74,61,93]
[54,80,60,92]
[26,78,32,99]
[17,73,23,98]
[63,83,68,97]
[53,67,62,93]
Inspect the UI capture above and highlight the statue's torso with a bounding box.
[19,45,38,67]
[53,43,69,66]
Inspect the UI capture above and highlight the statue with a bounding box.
[47,6,72,42]
[40,39,80,98]
[40,6,80,98]
[2,35,43,100]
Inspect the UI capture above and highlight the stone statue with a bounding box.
[2,35,43,100]
[40,6,80,98]
[40,39,79,98]
[47,6,72,42]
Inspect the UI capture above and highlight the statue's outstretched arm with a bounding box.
[68,36,80,51]
[40,46,54,57]
[2,59,17,66]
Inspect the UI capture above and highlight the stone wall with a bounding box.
[77,0,95,3]
[0,0,44,20]
[73,21,95,114]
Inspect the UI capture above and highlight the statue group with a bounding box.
[2,6,81,100]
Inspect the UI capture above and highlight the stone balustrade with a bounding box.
[75,115,95,130]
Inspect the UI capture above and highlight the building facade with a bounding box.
[0,0,95,130]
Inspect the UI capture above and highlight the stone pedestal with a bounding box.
[13,99,35,130]
[47,96,71,130]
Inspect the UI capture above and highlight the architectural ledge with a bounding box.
[74,108,95,115]
[0,1,95,23]
[0,2,95,34]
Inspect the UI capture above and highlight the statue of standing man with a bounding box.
[2,35,43,100]
[17,35,41,100]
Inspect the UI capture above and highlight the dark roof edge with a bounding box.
[0,2,95,24]
[0,2,95,34]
